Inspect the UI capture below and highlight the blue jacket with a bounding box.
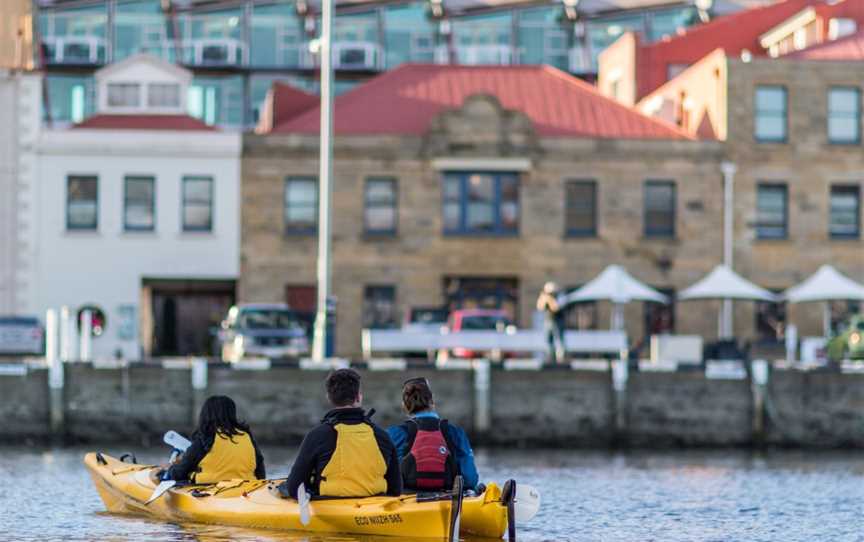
[387,411,479,491]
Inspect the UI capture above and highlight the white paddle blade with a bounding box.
[163,430,191,452]
[298,482,311,526]
[514,484,541,522]
[145,480,176,505]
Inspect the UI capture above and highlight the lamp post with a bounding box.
[311,0,335,362]
[720,161,737,338]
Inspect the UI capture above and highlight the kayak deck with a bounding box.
[85,452,508,539]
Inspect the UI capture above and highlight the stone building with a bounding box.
[242,64,726,357]
[628,27,864,345]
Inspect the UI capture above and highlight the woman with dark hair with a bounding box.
[161,395,265,483]
[387,377,480,492]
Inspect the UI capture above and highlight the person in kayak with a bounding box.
[159,395,265,483]
[388,377,480,492]
[275,368,401,499]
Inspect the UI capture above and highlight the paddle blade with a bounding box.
[145,480,176,505]
[298,482,311,526]
[514,484,541,522]
[163,430,191,452]
[448,476,464,541]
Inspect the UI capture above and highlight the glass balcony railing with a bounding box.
[42,35,107,65]
[436,44,513,66]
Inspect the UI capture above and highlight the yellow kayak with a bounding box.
[85,452,510,539]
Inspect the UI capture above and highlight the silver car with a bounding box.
[219,304,309,363]
[0,316,44,356]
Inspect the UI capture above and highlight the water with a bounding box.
[2,446,863,542]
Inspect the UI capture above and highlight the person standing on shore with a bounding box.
[536,282,565,364]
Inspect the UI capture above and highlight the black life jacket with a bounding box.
[399,417,458,491]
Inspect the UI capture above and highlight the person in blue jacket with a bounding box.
[387,377,481,492]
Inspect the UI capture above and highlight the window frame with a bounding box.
[827,86,861,145]
[284,176,318,235]
[363,177,398,236]
[181,176,214,232]
[106,82,142,109]
[441,171,520,237]
[754,85,788,144]
[123,175,156,232]
[755,182,789,240]
[564,179,598,238]
[829,183,860,240]
[66,175,99,231]
[362,284,398,329]
[643,179,676,239]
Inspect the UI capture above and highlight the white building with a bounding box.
[0,69,40,316]
[33,54,241,359]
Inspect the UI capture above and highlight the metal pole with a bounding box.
[312,0,335,362]
[59,306,71,362]
[721,161,737,338]
[80,309,92,362]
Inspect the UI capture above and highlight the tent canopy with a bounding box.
[783,265,864,303]
[679,265,777,302]
[562,264,668,305]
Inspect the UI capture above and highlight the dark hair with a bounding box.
[402,378,434,415]
[196,395,250,440]
[326,368,362,407]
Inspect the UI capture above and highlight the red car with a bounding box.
[442,309,515,360]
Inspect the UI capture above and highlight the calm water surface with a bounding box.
[1,446,863,542]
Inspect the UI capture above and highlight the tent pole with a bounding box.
[823,301,831,338]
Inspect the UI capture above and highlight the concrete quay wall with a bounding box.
[1,363,862,448]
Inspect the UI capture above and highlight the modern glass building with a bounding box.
[34,0,721,129]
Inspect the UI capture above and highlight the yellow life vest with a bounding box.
[194,431,257,484]
[319,423,387,497]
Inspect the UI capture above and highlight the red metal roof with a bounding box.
[788,29,864,59]
[270,82,319,127]
[72,114,217,131]
[272,64,690,140]
[636,0,816,99]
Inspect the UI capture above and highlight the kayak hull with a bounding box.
[85,452,508,539]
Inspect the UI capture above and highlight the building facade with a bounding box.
[33,54,241,359]
[33,0,739,130]
[241,64,725,358]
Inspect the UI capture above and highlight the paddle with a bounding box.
[297,482,312,526]
[514,483,541,522]
[448,476,464,541]
[145,480,176,505]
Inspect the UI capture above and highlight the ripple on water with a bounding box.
[1,447,863,542]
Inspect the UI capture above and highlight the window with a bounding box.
[442,172,519,235]
[830,185,860,239]
[284,177,317,234]
[644,180,676,238]
[828,87,861,144]
[66,175,98,230]
[756,293,786,344]
[756,183,788,239]
[124,176,155,231]
[148,83,181,108]
[644,288,675,335]
[754,85,787,142]
[564,180,597,237]
[364,178,397,235]
[363,285,397,329]
[107,82,141,108]
[182,177,213,232]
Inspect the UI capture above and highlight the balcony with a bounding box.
[333,41,384,71]
[42,36,106,65]
[434,44,512,66]
[183,38,245,67]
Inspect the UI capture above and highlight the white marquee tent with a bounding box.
[562,264,668,330]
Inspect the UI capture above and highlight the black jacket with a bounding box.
[279,407,402,499]
[164,430,266,482]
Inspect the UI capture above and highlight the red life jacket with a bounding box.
[400,417,457,491]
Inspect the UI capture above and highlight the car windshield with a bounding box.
[238,309,300,330]
[460,315,511,330]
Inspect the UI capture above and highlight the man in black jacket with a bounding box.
[276,368,401,499]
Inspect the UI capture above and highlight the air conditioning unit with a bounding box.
[332,41,382,70]
[188,38,243,66]
[829,18,857,41]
